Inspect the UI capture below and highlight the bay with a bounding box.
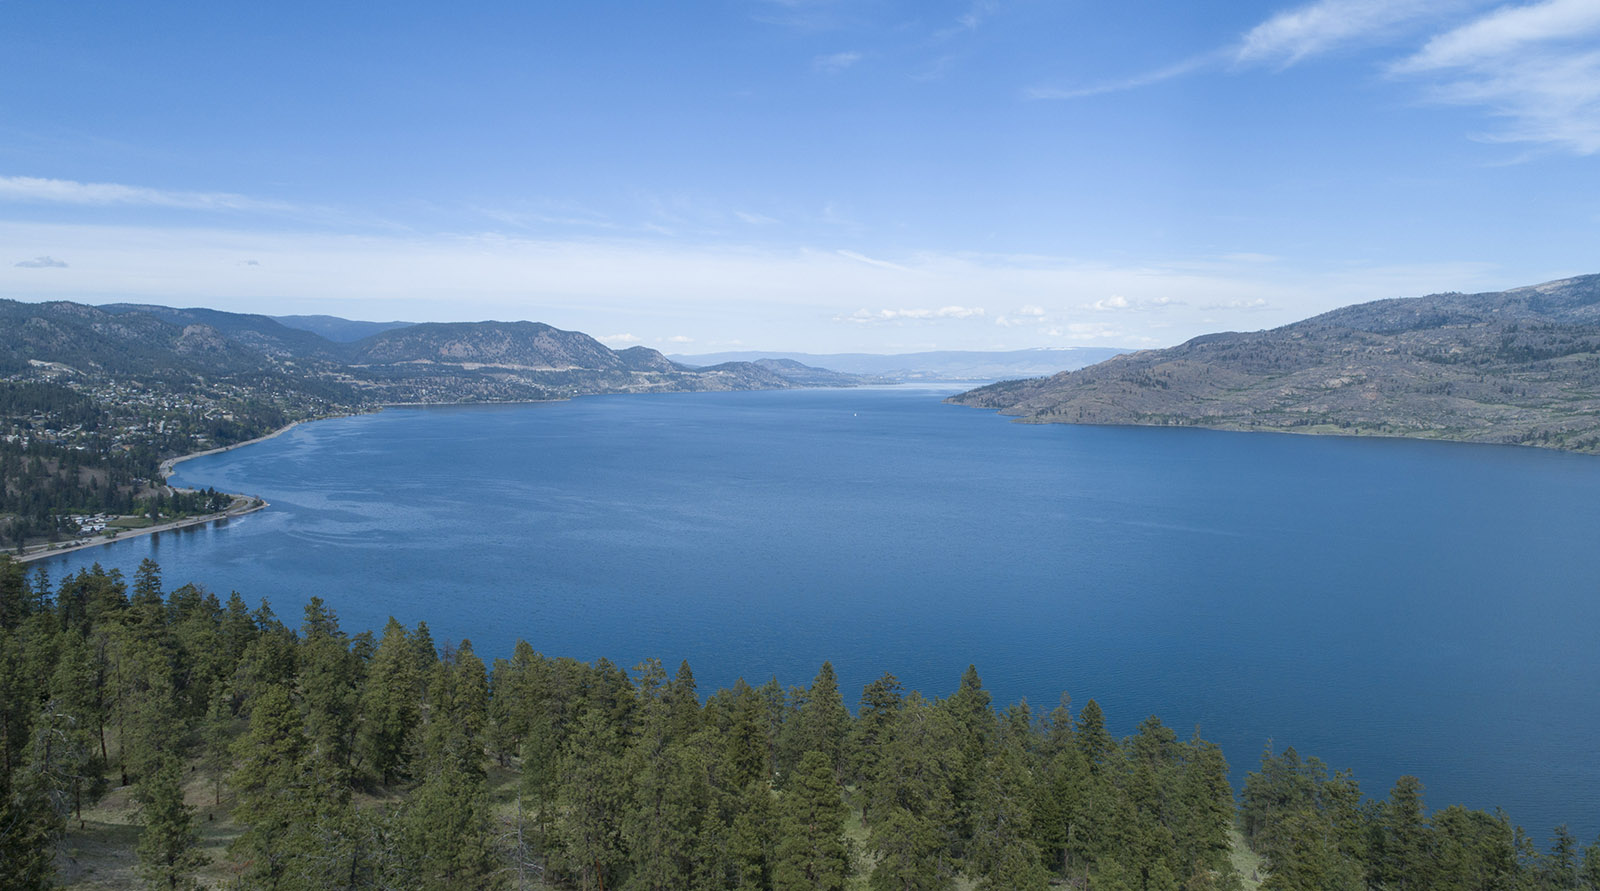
[39,385,1600,837]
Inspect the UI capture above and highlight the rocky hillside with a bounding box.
[949,274,1600,453]
[2,299,851,405]
[99,303,345,361]
[347,320,624,369]
[1,300,333,386]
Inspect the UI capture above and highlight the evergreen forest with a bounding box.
[1,557,1595,890]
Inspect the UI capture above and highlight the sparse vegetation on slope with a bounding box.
[950,274,1600,453]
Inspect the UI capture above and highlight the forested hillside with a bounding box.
[1,557,1594,890]
[1,300,860,551]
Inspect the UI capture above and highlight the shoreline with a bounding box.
[15,496,269,564]
[15,415,334,565]
[159,416,319,483]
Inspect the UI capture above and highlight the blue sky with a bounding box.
[1,0,1597,352]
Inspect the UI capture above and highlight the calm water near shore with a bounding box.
[40,385,1600,836]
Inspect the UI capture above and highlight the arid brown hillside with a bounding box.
[950,275,1600,453]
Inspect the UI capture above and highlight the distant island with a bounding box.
[950,274,1600,454]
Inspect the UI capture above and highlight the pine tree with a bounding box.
[867,694,959,891]
[519,712,560,859]
[944,664,994,863]
[729,778,778,891]
[621,734,710,891]
[970,743,1049,891]
[132,557,164,611]
[135,753,208,890]
[488,638,541,766]
[1175,737,1237,886]
[399,757,501,890]
[0,555,28,632]
[1074,699,1115,773]
[774,749,851,891]
[117,629,182,786]
[622,661,692,890]
[557,705,628,890]
[1580,835,1600,890]
[298,597,358,788]
[0,754,63,890]
[849,672,903,808]
[796,662,849,775]
[664,659,702,743]
[1549,825,1580,889]
[724,679,773,791]
[1378,775,1434,891]
[1033,740,1090,878]
[229,684,312,889]
[42,630,106,818]
[357,617,419,784]
[1431,805,1515,891]
[199,685,233,807]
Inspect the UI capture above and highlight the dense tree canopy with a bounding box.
[0,556,1595,889]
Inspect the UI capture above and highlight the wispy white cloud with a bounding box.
[1031,0,1455,100]
[837,249,915,272]
[1201,297,1273,310]
[1028,0,1596,154]
[956,0,998,31]
[813,50,863,73]
[993,305,1051,328]
[934,0,999,40]
[734,210,780,225]
[1026,52,1219,100]
[1235,0,1453,66]
[667,335,694,343]
[835,306,986,323]
[0,175,299,213]
[1088,294,1187,312]
[1396,0,1600,71]
[598,333,641,345]
[1392,0,1600,153]
[15,255,67,268]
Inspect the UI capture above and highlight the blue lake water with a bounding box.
[38,385,1600,837]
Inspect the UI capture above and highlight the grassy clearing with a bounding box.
[1230,827,1266,890]
[56,768,241,890]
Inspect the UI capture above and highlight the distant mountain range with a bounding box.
[950,274,1600,453]
[671,347,1128,381]
[2,301,863,405]
[272,313,415,343]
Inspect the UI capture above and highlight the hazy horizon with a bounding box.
[2,1,1595,354]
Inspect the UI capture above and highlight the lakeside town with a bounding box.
[1,352,349,555]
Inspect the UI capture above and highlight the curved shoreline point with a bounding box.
[15,496,269,564]
[16,416,327,565]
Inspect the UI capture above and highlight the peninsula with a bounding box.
[950,274,1600,453]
